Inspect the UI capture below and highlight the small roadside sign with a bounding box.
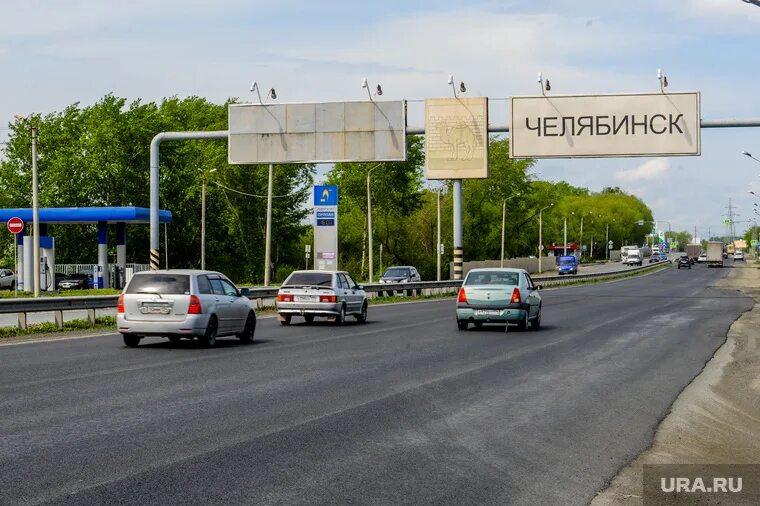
[6,217,24,235]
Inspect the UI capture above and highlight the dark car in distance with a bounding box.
[677,255,692,269]
[58,272,93,290]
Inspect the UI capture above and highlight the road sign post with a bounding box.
[7,217,24,296]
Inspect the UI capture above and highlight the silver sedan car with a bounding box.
[117,270,256,348]
[276,270,368,325]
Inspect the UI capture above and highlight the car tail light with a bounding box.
[458,288,467,303]
[277,294,293,302]
[188,294,202,314]
[511,288,521,304]
[117,293,125,314]
[319,295,337,303]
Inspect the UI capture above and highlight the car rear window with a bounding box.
[283,272,333,287]
[384,268,409,277]
[464,271,519,286]
[126,274,190,295]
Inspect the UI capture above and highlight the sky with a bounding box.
[1,0,760,239]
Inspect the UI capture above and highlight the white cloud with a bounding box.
[615,158,671,182]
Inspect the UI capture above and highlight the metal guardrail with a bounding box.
[0,261,669,330]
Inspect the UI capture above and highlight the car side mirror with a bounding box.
[536,285,542,290]
[240,288,251,297]
[357,285,365,290]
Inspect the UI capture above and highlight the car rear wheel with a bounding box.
[355,303,368,323]
[531,307,542,330]
[123,333,141,348]
[517,311,529,331]
[199,316,218,347]
[280,315,291,326]
[304,315,314,324]
[457,319,468,331]
[168,335,181,345]
[237,312,256,343]
[335,304,346,326]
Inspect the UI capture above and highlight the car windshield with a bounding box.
[559,258,575,265]
[465,271,520,286]
[284,272,333,287]
[383,268,409,277]
[126,274,190,295]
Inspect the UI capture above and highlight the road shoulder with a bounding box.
[592,263,760,504]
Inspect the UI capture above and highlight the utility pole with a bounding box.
[32,126,40,297]
[437,189,441,281]
[500,199,506,268]
[563,217,568,256]
[538,208,544,273]
[201,172,206,270]
[605,222,609,261]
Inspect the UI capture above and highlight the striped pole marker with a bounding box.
[453,246,463,280]
[150,249,160,271]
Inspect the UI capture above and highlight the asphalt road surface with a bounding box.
[0,262,751,505]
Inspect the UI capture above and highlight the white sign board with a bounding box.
[425,97,489,179]
[510,92,701,158]
[228,101,407,164]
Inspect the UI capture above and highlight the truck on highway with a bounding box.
[685,243,701,262]
[706,241,724,268]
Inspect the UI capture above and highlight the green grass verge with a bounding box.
[0,316,116,339]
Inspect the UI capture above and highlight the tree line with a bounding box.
[1,94,677,283]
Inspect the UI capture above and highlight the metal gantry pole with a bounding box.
[264,163,274,286]
[150,131,228,270]
[31,127,40,297]
[453,180,463,280]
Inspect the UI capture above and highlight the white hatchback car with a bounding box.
[117,270,256,348]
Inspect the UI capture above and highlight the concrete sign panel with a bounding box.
[228,101,407,164]
[313,185,339,271]
[424,97,489,179]
[510,92,701,158]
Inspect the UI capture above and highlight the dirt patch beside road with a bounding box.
[592,264,760,505]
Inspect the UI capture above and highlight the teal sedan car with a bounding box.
[456,268,542,331]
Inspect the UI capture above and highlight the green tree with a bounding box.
[0,95,314,283]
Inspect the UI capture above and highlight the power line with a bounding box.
[212,181,308,199]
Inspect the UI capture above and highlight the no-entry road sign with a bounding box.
[6,217,24,234]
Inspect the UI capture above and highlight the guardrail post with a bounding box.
[54,310,64,328]
[17,312,27,330]
[87,308,96,324]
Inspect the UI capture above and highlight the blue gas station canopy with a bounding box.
[0,207,172,225]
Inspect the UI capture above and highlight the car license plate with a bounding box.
[140,305,171,315]
[294,295,317,302]
[475,309,501,316]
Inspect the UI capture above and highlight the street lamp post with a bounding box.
[742,150,760,165]
[366,164,381,283]
[264,163,274,286]
[500,193,520,268]
[537,203,554,273]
